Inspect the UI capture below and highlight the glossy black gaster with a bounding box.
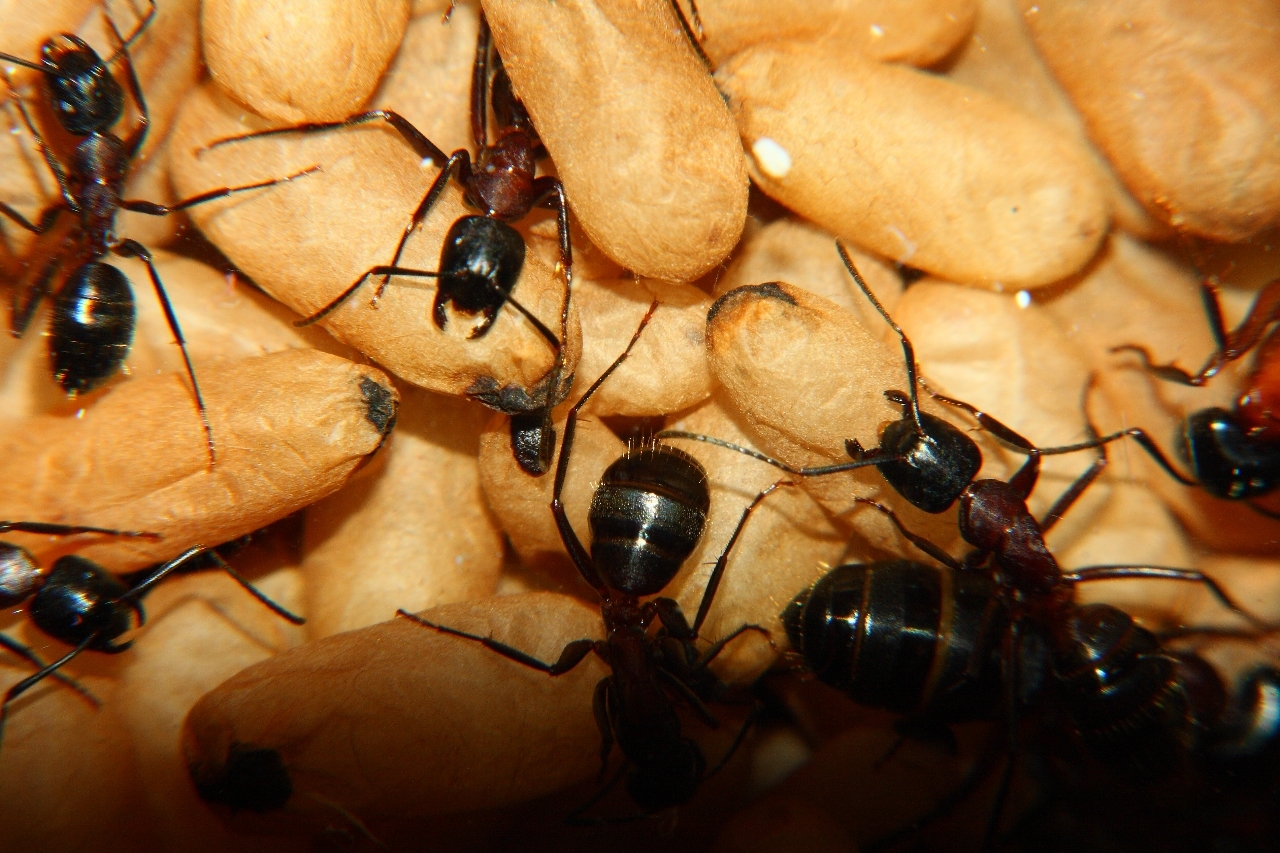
[0,521,304,752]
[0,2,316,463]
[1110,275,1280,514]
[662,241,1137,514]
[399,302,784,821]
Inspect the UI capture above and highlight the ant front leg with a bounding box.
[395,610,599,675]
[378,150,471,296]
[0,632,99,753]
[531,176,573,284]
[110,239,215,465]
[121,166,321,217]
[0,633,99,707]
[592,678,615,781]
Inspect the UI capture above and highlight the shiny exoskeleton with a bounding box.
[201,10,570,476]
[400,303,780,819]
[663,242,1131,514]
[0,3,315,462]
[783,427,1273,847]
[1113,276,1280,509]
[0,521,304,751]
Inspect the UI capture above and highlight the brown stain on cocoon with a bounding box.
[0,349,398,571]
[202,0,412,123]
[1019,0,1280,241]
[715,40,1109,288]
[484,0,749,281]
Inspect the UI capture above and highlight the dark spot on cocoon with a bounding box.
[707,282,798,324]
[360,375,398,435]
[191,743,293,813]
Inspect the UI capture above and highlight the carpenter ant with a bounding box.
[783,421,1273,849]
[200,9,570,477]
[1111,276,1280,512]
[0,2,318,463]
[662,242,1136,515]
[398,303,785,821]
[0,521,304,751]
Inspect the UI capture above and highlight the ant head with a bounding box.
[872,391,982,514]
[435,216,526,334]
[1181,407,1280,500]
[40,34,124,137]
[626,738,705,813]
[588,444,709,596]
[0,542,46,607]
[28,555,138,652]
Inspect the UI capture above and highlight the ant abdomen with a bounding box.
[625,738,704,813]
[49,262,136,394]
[1053,603,1203,779]
[782,560,1002,720]
[587,445,709,596]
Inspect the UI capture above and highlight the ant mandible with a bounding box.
[1110,274,1280,513]
[199,8,571,476]
[398,303,786,820]
[0,1,317,464]
[0,521,304,753]
[662,241,1137,515]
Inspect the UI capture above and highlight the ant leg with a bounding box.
[294,265,438,327]
[982,623,1022,851]
[849,497,963,570]
[1108,426,1200,487]
[0,201,61,235]
[1062,566,1274,628]
[198,551,305,625]
[111,239,215,465]
[693,478,794,634]
[114,546,214,600]
[839,241,928,435]
[925,391,1047,499]
[201,110,451,168]
[0,632,98,753]
[471,11,491,149]
[706,702,763,780]
[2,80,76,211]
[0,633,99,707]
[1110,343,1210,387]
[531,176,573,284]
[565,761,630,826]
[0,521,156,538]
[696,624,775,669]
[1038,454,1109,535]
[592,678,614,782]
[1212,276,1280,365]
[103,0,153,158]
[553,301,660,596]
[395,610,598,675]
[377,150,471,295]
[655,666,720,729]
[121,166,321,216]
[667,0,713,70]
[10,251,63,338]
[658,431,897,476]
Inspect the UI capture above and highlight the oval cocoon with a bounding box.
[716,41,1109,288]
[484,0,748,281]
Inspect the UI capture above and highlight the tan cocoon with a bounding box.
[0,350,397,571]
[203,0,411,123]
[484,0,749,281]
[716,41,1108,288]
[1020,0,1280,241]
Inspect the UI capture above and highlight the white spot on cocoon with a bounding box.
[887,226,917,263]
[751,137,792,179]
[869,23,885,38]
[1015,290,1032,309]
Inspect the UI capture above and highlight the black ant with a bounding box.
[0,2,318,464]
[0,520,304,752]
[1110,275,1280,514]
[782,419,1274,849]
[199,9,571,476]
[397,303,786,820]
[662,241,1136,515]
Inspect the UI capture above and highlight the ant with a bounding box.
[0,1,318,464]
[662,241,1135,515]
[199,8,571,476]
[782,416,1274,850]
[1110,275,1280,513]
[0,520,304,752]
[397,302,788,820]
